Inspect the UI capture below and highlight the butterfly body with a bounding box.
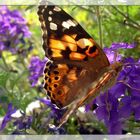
[38,1,122,127]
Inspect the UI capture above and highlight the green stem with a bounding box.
[96,6,103,48]
[11,70,28,94]
[75,5,96,14]
[126,6,129,17]
[104,24,113,43]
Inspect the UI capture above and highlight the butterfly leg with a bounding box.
[57,100,80,128]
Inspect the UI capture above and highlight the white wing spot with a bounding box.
[62,19,77,29]
[45,6,47,9]
[67,19,77,27]
[50,22,57,30]
[62,21,69,29]
[49,11,53,15]
[48,16,52,21]
[53,6,61,12]
[41,8,45,13]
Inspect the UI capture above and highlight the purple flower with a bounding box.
[39,98,65,120]
[13,116,32,130]
[39,98,66,134]
[28,56,48,87]
[131,96,140,120]
[104,47,122,64]
[96,60,140,134]
[48,124,66,134]
[0,103,17,131]
[0,6,31,54]
[111,42,135,49]
[104,42,135,64]
[118,96,132,118]
[94,42,140,134]
[95,91,123,134]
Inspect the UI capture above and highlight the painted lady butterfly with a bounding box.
[38,0,123,127]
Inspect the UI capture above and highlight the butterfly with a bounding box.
[38,0,123,127]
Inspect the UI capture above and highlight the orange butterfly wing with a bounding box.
[38,3,110,108]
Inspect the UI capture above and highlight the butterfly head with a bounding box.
[111,61,123,73]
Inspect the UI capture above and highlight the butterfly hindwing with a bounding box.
[44,61,91,108]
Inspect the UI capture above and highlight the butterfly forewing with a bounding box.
[38,3,109,62]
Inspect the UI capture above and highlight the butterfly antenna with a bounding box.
[57,103,78,128]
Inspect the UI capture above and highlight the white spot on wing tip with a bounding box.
[68,19,77,27]
[41,8,45,13]
[53,6,61,12]
[62,19,77,29]
[50,22,57,30]
[62,21,70,29]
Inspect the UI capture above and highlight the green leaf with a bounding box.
[0,71,9,87]
[0,96,9,103]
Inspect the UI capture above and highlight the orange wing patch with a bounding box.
[77,38,94,49]
[49,35,99,60]
[67,68,78,82]
[51,49,63,58]
[50,34,77,51]
[69,52,86,60]
[49,39,75,50]
[61,35,76,44]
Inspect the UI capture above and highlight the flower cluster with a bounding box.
[13,116,33,131]
[94,42,140,134]
[0,104,33,134]
[39,98,66,120]
[28,56,48,87]
[103,42,136,64]
[0,103,17,131]
[0,6,31,54]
